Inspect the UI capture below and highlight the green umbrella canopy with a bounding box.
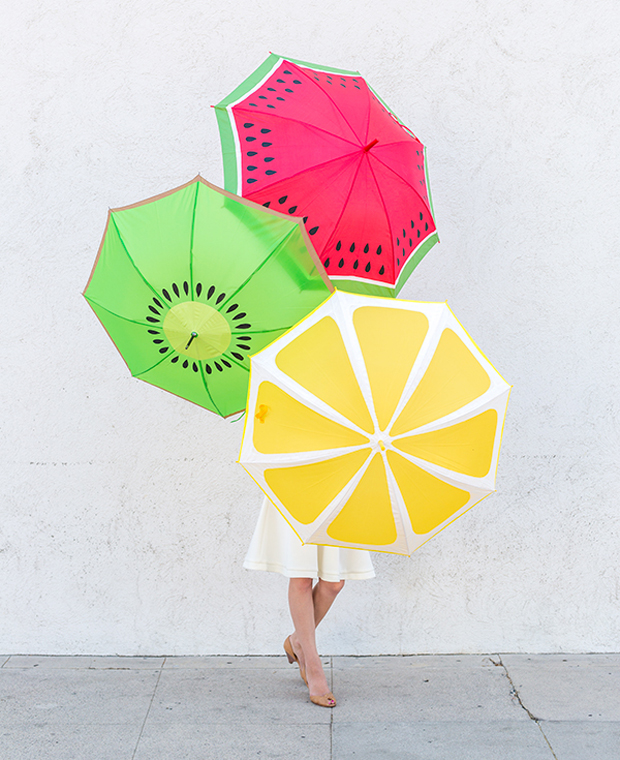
[84,176,334,417]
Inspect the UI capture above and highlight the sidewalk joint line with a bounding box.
[496,654,559,760]
[0,656,11,668]
[131,656,166,760]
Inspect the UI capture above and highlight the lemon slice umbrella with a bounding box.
[83,176,333,418]
[239,291,511,555]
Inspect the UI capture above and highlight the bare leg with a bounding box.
[288,579,345,697]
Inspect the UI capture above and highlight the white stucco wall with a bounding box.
[1,0,619,655]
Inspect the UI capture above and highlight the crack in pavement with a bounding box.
[493,654,559,760]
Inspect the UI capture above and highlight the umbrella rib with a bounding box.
[365,158,397,266]
[84,296,160,328]
[289,61,362,146]
[319,155,366,254]
[369,152,434,218]
[109,215,168,301]
[234,106,360,149]
[198,361,223,417]
[132,349,177,378]
[189,180,200,296]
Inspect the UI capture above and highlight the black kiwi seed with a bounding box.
[207,286,215,300]
[196,283,202,296]
[236,344,250,350]
[172,283,179,297]
[205,364,212,374]
[183,360,189,368]
[183,281,189,295]
[215,362,223,372]
[162,289,171,301]
[238,336,251,341]
[192,362,198,372]
[279,196,288,204]
[227,304,238,313]
[171,356,179,363]
[336,241,342,251]
[146,317,159,323]
[232,352,244,361]
[365,263,371,272]
[148,329,159,335]
[153,297,163,308]
[237,323,251,329]
[222,359,231,368]
[149,306,160,315]
[216,293,226,304]
[159,347,169,354]
[232,312,247,320]
[153,339,163,344]
[309,226,318,235]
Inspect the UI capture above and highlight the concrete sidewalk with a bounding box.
[0,654,618,759]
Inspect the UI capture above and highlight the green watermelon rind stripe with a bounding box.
[423,145,436,220]
[394,230,439,294]
[214,106,238,193]
[273,53,361,77]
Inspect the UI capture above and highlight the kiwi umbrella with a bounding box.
[239,291,511,555]
[83,176,333,418]
[215,53,438,299]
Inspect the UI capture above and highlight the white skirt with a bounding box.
[244,497,375,582]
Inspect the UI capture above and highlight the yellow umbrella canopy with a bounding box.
[239,291,511,555]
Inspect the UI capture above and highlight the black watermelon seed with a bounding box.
[146,317,159,323]
[340,84,346,87]
[309,226,318,235]
[159,347,169,354]
[417,150,420,155]
[267,104,275,109]
[249,102,257,107]
[237,344,250,350]
[215,362,223,372]
[417,230,421,238]
[276,97,285,101]
[376,245,382,255]
[247,178,257,183]
[324,258,330,267]
[183,281,189,295]
[259,95,267,100]
[153,339,163,344]
[364,244,369,253]
[260,128,271,133]
[264,156,275,162]
[408,238,412,247]
[222,359,231,368]
[350,243,355,252]
[420,212,423,220]
[207,286,215,300]
[267,87,276,91]
[288,205,297,213]
[397,258,400,266]
[162,288,171,301]
[314,76,319,80]
[338,258,344,268]
[216,293,225,304]
[265,170,276,175]
[262,201,271,207]
[336,240,342,251]
[171,356,179,363]
[233,312,247,320]
[411,220,415,228]
[293,79,301,84]
[247,165,257,171]
[192,362,198,372]
[183,360,189,368]
[278,196,287,204]
[379,265,385,275]
[205,364,212,374]
[247,151,257,156]
[232,352,244,361]
[326,80,332,84]
[285,88,293,93]
[365,262,371,273]
[148,329,159,335]
[172,283,179,297]
[402,228,406,237]
[227,304,238,313]
[354,85,360,89]
[246,136,256,142]
[262,142,272,147]
[425,222,429,230]
[196,283,202,296]
[243,122,254,128]
[153,297,163,308]
[237,323,251,329]
[402,248,405,257]
[149,305,160,315]
[303,216,308,223]
[283,69,292,74]
[396,238,400,246]
[353,260,359,270]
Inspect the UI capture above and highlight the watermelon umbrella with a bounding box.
[215,53,439,298]
[83,176,333,418]
[239,291,510,555]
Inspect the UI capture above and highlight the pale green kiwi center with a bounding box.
[163,301,231,360]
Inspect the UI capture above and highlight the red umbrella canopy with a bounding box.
[215,54,439,298]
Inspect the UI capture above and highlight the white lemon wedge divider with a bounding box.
[239,291,511,556]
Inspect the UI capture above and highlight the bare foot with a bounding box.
[304,655,330,698]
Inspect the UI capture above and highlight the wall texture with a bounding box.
[1,0,619,655]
